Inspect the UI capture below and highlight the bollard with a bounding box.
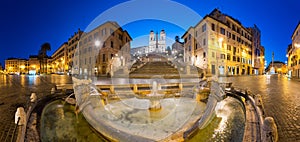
[255,94,263,107]
[262,117,278,142]
[30,93,37,103]
[15,107,26,125]
[51,87,56,95]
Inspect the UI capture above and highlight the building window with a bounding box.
[227,45,231,51]
[203,38,206,46]
[221,54,225,59]
[212,65,216,75]
[111,41,114,48]
[227,54,231,61]
[220,27,225,35]
[94,32,99,39]
[188,46,191,51]
[110,29,114,36]
[232,34,236,40]
[195,43,198,50]
[233,56,236,61]
[119,34,122,40]
[203,52,206,58]
[227,32,231,38]
[102,28,106,36]
[111,54,114,59]
[195,31,198,37]
[188,34,191,40]
[102,54,106,62]
[202,24,206,32]
[211,23,215,31]
[212,52,215,58]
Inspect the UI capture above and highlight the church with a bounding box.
[131,30,167,56]
[147,30,166,54]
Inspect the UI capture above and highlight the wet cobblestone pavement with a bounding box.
[220,75,300,142]
[0,74,72,141]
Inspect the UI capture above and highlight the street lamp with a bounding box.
[95,40,101,47]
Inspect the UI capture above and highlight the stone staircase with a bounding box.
[129,61,180,78]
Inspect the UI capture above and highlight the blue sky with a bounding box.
[0,0,299,67]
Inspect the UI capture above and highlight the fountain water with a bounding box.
[148,81,164,111]
[64,93,76,105]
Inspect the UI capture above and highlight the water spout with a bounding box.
[149,81,163,111]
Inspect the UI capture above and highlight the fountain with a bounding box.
[147,81,163,111]
[37,76,247,141]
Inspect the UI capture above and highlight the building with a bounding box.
[67,29,83,72]
[0,63,3,73]
[73,21,132,76]
[51,43,68,74]
[131,30,167,57]
[248,25,265,75]
[287,22,300,79]
[5,58,29,74]
[148,30,166,53]
[182,9,265,76]
[49,29,83,74]
[265,61,287,74]
[28,55,40,74]
[131,46,148,57]
[171,36,184,62]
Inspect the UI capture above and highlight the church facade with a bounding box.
[148,30,166,54]
[131,30,167,56]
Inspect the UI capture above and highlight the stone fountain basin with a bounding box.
[81,96,206,141]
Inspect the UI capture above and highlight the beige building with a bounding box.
[28,55,40,74]
[50,29,83,74]
[5,58,29,74]
[51,43,68,74]
[73,21,132,76]
[182,9,265,76]
[265,61,287,74]
[0,63,3,73]
[287,22,300,79]
[248,25,265,75]
[67,29,83,72]
[172,36,184,62]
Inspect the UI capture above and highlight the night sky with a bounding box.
[0,0,299,68]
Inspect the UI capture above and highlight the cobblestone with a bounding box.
[221,75,300,142]
[0,74,72,141]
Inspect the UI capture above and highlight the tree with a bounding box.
[38,42,51,74]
